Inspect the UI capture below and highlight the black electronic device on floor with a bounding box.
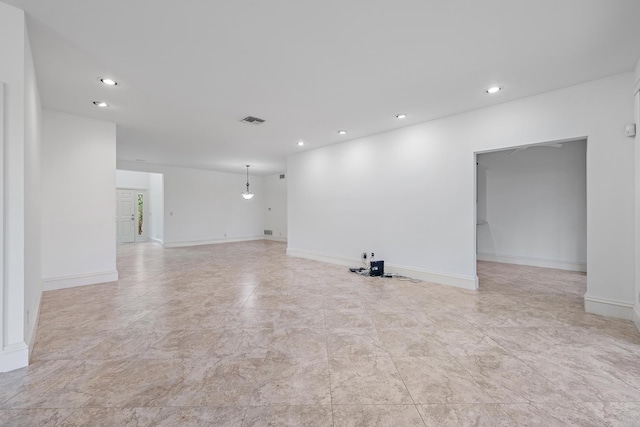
[369,260,384,276]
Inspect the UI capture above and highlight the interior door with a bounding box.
[116,189,135,243]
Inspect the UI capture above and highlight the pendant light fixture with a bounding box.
[241,165,254,200]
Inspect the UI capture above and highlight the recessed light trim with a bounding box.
[395,113,407,119]
[100,78,118,86]
[297,141,305,146]
[485,86,502,94]
[93,101,108,107]
[337,130,347,135]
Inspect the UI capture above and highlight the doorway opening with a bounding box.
[474,138,587,293]
[115,170,164,244]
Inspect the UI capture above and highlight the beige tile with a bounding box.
[329,357,413,404]
[325,309,377,334]
[0,409,74,426]
[580,402,640,427]
[378,328,450,357]
[60,407,161,426]
[141,329,223,359]
[158,358,261,407]
[332,404,425,427]
[394,357,494,404]
[242,405,332,427]
[455,354,569,403]
[499,402,609,427]
[327,332,390,359]
[251,358,331,405]
[154,407,247,426]
[417,404,515,427]
[265,327,328,360]
[433,328,508,357]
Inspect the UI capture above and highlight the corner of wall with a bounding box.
[584,293,635,321]
[0,342,29,373]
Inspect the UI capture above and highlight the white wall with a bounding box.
[477,140,586,272]
[288,73,635,319]
[264,173,288,241]
[0,2,29,372]
[117,161,264,247]
[42,110,118,290]
[23,27,43,353]
[634,58,640,331]
[116,169,150,189]
[148,173,164,243]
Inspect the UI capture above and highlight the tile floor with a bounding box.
[1,240,640,426]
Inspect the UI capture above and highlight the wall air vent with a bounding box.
[264,230,273,235]
[241,116,266,125]
[279,174,285,179]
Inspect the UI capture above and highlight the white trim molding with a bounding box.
[584,294,635,320]
[43,270,119,292]
[163,235,264,248]
[265,236,287,243]
[0,342,29,373]
[25,287,42,358]
[477,252,586,272]
[286,248,478,290]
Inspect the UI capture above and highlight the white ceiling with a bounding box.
[6,0,640,175]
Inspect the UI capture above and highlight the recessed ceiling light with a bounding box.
[485,86,502,94]
[297,141,305,146]
[100,78,118,86]
[337,130,347,135]
[93,101,108,107]
[395,114,407,119]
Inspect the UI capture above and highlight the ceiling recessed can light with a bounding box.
[337,130,347,135]
[395,114,407,119]
[93,101,108,107]
[297,141,305,146]
[485,86,502,94]
[100,78,118,86]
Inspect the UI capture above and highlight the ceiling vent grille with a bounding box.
[279,174,285,179]
[240,116,266,125]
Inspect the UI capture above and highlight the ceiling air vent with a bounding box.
[279,174,285,179]
[240,116,266,125]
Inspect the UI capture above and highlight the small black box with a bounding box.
[370,260,384,276]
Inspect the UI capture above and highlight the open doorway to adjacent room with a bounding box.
[475,138,587,295]
[116,170,164,244]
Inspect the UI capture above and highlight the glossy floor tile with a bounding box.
[1,240,639,426]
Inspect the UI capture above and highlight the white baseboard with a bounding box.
[477,252,586,272]
[0,342,29,373]
[163,235,264,248]
[43,270,119,292]
[584,294,635,320]
[286,248,478,290]
[25,287,42,359]
[265,236,287,243]
[149,237,164,245]
[633,305,640,332]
